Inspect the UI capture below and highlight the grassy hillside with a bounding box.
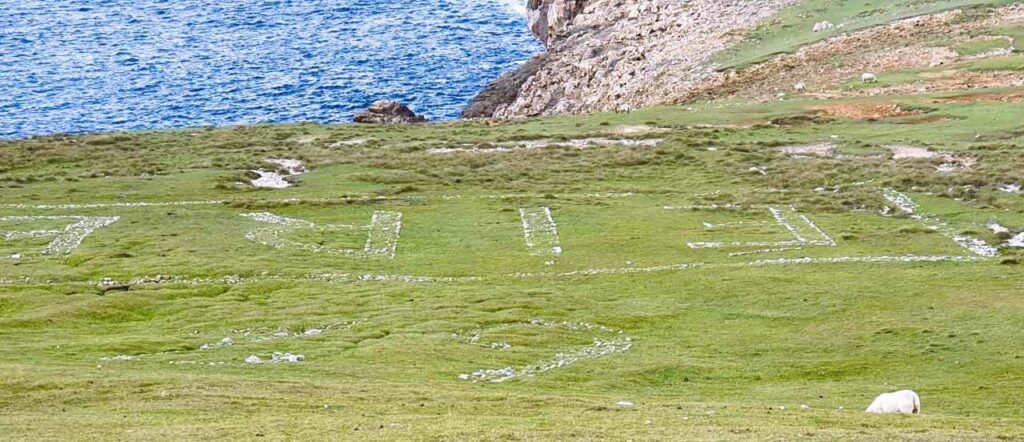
[717,0,1021,69]
[2,81,1024,440]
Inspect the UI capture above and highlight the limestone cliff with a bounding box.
[463,0,799,118]
[527,0,586,47]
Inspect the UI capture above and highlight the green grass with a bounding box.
[955,38,1013,56]
[967,54,1024,71]
[716,0,1020,69]
[975,24,1024,51]
[2,87,1024,439]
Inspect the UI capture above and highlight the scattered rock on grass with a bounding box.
[1008,232,1024,248]
[429,138,663,154]
[330,138,369,147]
[988,223,1013,240]
[886,145,976,171]
[604,125,670,136]
[251,159,306,189]
[99,354,137,361]
[200,337,234,351]
[888,145,941,159]
[777,143,837,158]
[243,354,303,364]
[271,352,305,363]
[998,183,1020,193]
[241,353,306,365]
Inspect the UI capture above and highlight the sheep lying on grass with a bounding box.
[866,390,921,414]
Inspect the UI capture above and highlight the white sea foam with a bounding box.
[497,0,527,16]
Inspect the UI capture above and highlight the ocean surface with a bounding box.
[0,1,539,139]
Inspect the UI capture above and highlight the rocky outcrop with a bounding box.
[461,56,546,119]
[354,100,427,124]
[464,0,800,119]
[527,0,586,47]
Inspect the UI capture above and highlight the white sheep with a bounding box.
[861,73,878,83]
[866,390,921,414]
[794,82,807,92]
[813,21,834,32]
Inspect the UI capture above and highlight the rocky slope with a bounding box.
[465,1,1024,120]
[463,0,801,118]
[682,6,1024,103]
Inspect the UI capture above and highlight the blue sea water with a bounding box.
[0,1,540,139]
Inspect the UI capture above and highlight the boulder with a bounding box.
[354,100,427,124]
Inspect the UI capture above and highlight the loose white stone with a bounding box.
[988,223,1011,236]
[271,352,304,363]
[429,138,663,154]
[251,158,307,188]
[99,354,137,361]
[1008,233,1024,248]
[998,183,1020,193]
[519,207,563,257]
[1,215,120,256]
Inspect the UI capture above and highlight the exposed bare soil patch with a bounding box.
[937,89,1024,103]
[812,102,919,120]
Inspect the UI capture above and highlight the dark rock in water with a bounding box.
[354,100,427,124]
[462,55,546,119]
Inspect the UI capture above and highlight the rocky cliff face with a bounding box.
[464,0,799,119]
[527,0,585,47]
